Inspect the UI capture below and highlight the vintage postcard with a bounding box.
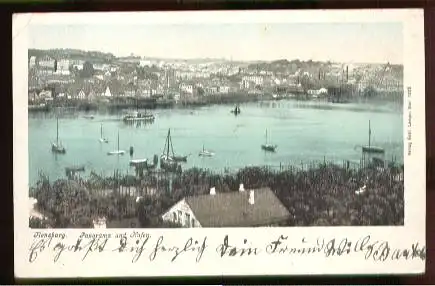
[13,9,425,278]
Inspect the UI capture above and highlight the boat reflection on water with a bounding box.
[123,118,155,128]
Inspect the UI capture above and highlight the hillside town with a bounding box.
[28,49,404,111]
[28,49,405,229]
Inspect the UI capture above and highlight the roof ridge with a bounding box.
[185,187,270,200]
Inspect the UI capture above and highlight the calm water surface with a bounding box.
[28,100,404,186]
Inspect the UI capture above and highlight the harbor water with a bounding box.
[28,100,404,186]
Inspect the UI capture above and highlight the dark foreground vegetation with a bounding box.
[29,161,404,228]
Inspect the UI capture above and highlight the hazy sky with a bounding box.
[29,23,403,64]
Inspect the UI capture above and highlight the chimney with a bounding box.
[239,183,245,192]
[249,190,255,205]
[210,187,216,196]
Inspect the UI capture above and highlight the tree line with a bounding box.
[30,161,404,229]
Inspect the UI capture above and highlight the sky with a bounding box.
[28,23,403,64]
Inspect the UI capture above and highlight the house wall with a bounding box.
[55,70,71,76]
[242,75,264,86]
[180,83,194,94]
[161,199,202,227]
[78,90,86,99]
[29,56,36,68]
[39,56,55,69]
[93,218,107,229]
[57,59,70,71]
[219,86,230,93]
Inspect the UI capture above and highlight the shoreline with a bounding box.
[28,93,403,113]
[30,157,404,188]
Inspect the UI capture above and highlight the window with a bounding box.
[191,218,195,227]
[178,210,182,225]
[185,213,191,227]
[172,212,177,222]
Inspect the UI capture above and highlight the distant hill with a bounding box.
[247,59,332,74]
[28,49,116,63]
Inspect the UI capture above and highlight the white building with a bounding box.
[124,90,136,98]
[29,56,36,68]
[180,83,194,94]
[38,90,52,99]
[94,74,104,81]
[29,197,45,220]
[219,86,230,93]
[104,86,112,97]
[57,59,69,71]
[78,89,86,100]
[307,87,328,97]
[70,59,85,66]
[161,187,290,227]
[38,55,55,69]
[173,93,181,102]
[139,60,152,67]
[73,64,84,71]
[55,59,70,76]
[93,217,107,229]
[242,75,264,87]
[94,63,110,71]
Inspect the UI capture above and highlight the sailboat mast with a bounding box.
[162,130,167,155]
[368,120,371,148]
[117,131,120,151]
[56,117,59,144]
[167,129,170,156]
[169,129,175,156]
[265,129,268,144]
[100,124,103,138]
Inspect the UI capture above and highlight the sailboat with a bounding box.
[51,117,66,154]
[230,105,241,115]
[160,129,180,171]
[199,145,215,157]
[261,129,277,152]
[161,128,187,162]
[99,123,109,143]
[107,131,125,156]
[361,120,385,154]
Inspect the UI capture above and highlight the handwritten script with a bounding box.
[28,232,426,265]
